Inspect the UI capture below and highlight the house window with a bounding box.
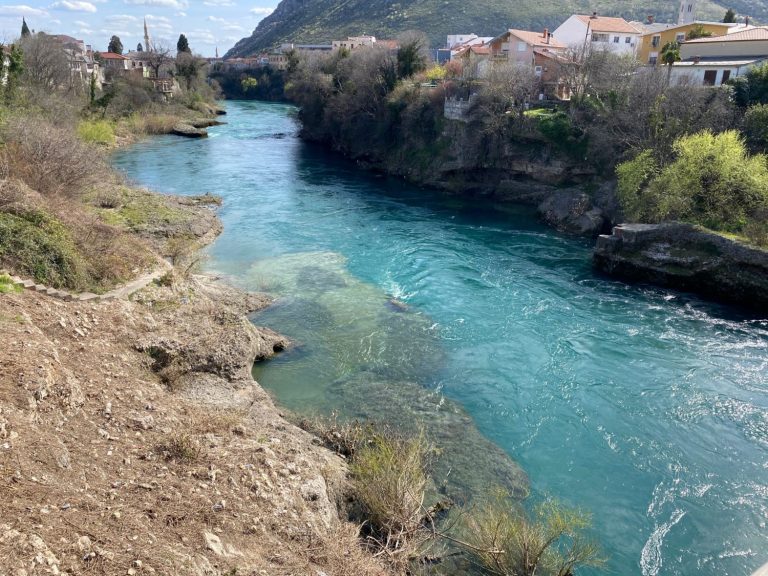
[688,3,693,12]
[517,41,527,51]
[592,33,609,42]
[651,35,661,47]
[649,54,658,65]
[721,70,731,83]
[534,65,543,76]
[676,33,685,42]
[703,70,717,85]
[625,36,632,43]
[613,36,620,43]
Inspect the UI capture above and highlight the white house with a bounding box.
[670,26,768,85]
[553,13,642,56]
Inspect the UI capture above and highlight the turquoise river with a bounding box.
[113,101,768,576]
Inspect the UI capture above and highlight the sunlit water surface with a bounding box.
[113,101,768,575]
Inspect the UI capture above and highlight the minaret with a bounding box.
[678,0,697,25]
[144,18,152,52]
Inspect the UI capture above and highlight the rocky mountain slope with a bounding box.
[226,0,738,56]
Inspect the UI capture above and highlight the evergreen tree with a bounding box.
[5,43,24,103]
[108,35,123,54]
[137,42,143,52]
[176,34,190,54]
[21,18,31,38]
[723,8,737,23]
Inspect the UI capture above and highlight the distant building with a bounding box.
[553,13,642,56]
[489,28,566,66]
[634,20,735,65]
[332,35,377,50]
[52,34,102,89]
[670,26,768,85]
[447,34,478,48]
[678,0,698,25]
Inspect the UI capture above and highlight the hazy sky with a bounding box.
[0,1,276,56]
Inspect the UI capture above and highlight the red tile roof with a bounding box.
[685,26,768,42]
[98,52,128,59]
[507,28,566,49]
[575,15,642,34]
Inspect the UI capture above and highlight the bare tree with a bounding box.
[472,62,539,133]
[145,42,172,79]
[20,33,71,91]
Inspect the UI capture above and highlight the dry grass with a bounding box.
[190,407,246,435]
[155,433,203,463]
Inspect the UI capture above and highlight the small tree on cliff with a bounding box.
[723,8,737,22]
[21,18,31,38]
[108,35,123,55]
[137,42,143,52]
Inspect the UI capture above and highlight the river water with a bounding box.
[113,100,768,576]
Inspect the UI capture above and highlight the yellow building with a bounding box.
[636,21,735,65]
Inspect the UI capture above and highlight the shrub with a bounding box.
[77,119,115,145]
[156,434,201,463]
[743,104,768,149]
[538,112,588,158]
[616,149,660,221]
[0,210,89,289]
[350,428,430,563]
[0,274,22,294]
[461,489,604,576]
[616,130,768,233]
[2,116,103,198]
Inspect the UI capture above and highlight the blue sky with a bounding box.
[0,1,275,56]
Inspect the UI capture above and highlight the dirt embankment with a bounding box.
[0,197,388,575]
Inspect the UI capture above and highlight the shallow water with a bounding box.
[113,100,768,575]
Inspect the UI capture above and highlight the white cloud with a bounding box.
[124,0,188,8]
[51,1,98,13]
[0,5,49,16]
[249,6,272,16]
[204,0,235,5]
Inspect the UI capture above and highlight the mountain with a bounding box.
[225,0,754,57]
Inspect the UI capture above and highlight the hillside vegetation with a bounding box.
[226,0,733,56]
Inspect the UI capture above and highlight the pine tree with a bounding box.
[137,42,143,52]
[176,34,190,54]
[108,35,123,55]
[723,8,737,23]
[21,17,31,38]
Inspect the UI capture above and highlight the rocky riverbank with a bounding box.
[0,192,389,575]
[594,223,768,311]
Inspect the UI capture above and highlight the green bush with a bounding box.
[743,104,768,149]
[616,130,768,234]
[0,274,22,294]
[0,210,89,290]
[77,119,116,145]
[538,112,588,158]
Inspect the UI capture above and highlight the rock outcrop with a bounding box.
[594,223,768,310]
[171,123,208,138]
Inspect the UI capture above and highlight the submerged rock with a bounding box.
[594,223,768,311]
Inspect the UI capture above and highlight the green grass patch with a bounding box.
[77,119,116,145]
[0,274,22,294]
[99,190,188,230]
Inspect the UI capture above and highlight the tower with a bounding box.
[144,18,152,52]
[678,0,697,25]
